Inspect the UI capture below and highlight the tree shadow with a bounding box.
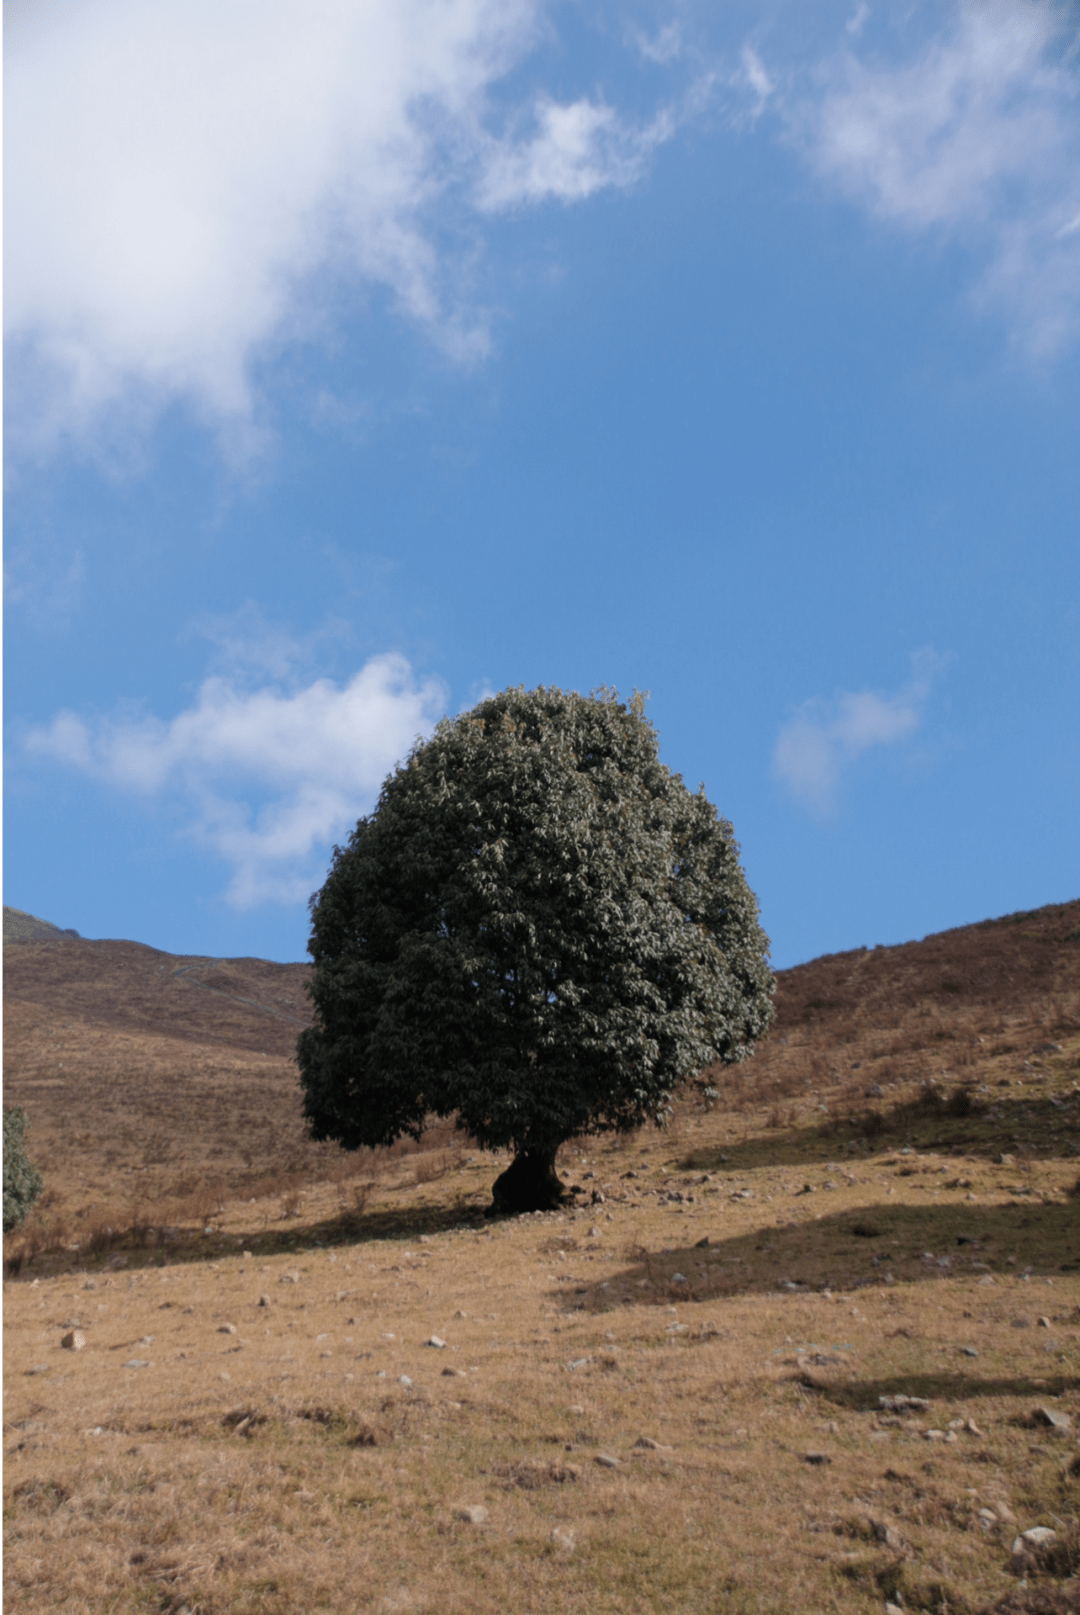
[558,1197,1080,1317]
[13,1195,493,1279]
[678,1094,1080,1174]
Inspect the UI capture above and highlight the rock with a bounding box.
[258,1294,271,1307]
[802,1452,831,1465]
[441,1367,467,1377]
[594,1453,620,1468]
[279,1272,300,1284]
[1017,1526,1057,1549]
[695,1236,710,1248]
[865,1084,885,1098]
[1000,1153,1015,1166]
[978,1508,998,1529]
[961,1346,978,1357]
[549,1527,576,1553]
[885,1604,904,1615]
[1032,1405,1072,1431]
[123,1359,149,1369]
[454,1505,489,1525]
[672,1273,688,1284]
[870,1519,903,1549]
[426,1336,447,1349]
[879,1395,930,1413]
[966,1419,984,1437]
[591,1189,605,1205]
[632,1436,671,1451]
[398,1375,412,1387]
[1038,1316,1052,1329]
[218,1323,238,1335]
[996,1502,1018,1525]
[61,1330,86,1351]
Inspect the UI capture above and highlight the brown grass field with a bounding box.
[5,897,1080,1614]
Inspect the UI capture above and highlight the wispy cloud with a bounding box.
[4,1,677,455]
[24,653,447,909]
[788,1,1080,355]
[773,656,935,816]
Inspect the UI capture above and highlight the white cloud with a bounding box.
[791,1,1080,354]
[24,653,447,908]
[773,658,934,816]
[476,97,669,210]
[5,0,671,453]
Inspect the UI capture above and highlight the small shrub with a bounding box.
[4,1108,44,1232]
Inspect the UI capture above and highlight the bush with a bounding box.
[4,1108,44,1232]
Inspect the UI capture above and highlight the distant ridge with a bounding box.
[3,906,81,944]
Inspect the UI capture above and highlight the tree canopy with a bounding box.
[297,686,774,1212]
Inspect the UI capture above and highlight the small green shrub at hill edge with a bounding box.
[4,1107,44,1232]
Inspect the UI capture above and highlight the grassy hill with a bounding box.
[4,899,1080,1614]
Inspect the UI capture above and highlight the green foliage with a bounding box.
[298,686,774,1173]
[4,1107,44,1232]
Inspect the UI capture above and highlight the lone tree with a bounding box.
[4,1107,44,1233]
[298,686,774,1214]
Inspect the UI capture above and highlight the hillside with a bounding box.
[5,899,1080,1615]
[5,899,1079,1245]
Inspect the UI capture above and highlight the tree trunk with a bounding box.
[487,1146,565,1215]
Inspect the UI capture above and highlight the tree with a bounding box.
[4,1107,44,1233]
[297,686,774,1214]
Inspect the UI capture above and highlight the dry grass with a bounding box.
[5,898,1080,1613]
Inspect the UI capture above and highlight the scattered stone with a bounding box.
[870,1519,903,1549]
[865,1083,885,1097]
[426,1336,447,1349]
[978,1508,998,1529]
[632,1436,672,1451]
[1015,1526,1057,1551]
[123,1359,149,1369]
[218,1324,238,1335]
[924,1429,947,1441]
[802,1452,832,1466]
[966,1419,984,1437]
[672,1273,688,1284]
[61,1330,86,1351]
[454,1505,489,1525]
[1000,1154,1015,1166]
[694,1236,710,1248]
[26,1365,50,1376]
[567,1358,590,1371]
[280,1272,300,1284]
[441,1367,467,1377]
[594,1453,620,1468]
[1032,1405,1072,1432]
[1038,1316,1052,1329]
[879,1395,930,1413]
[961,1346,979,1358]
[885,1604,904,1615]
[549,1527,576,1553]
[398,1375,413,1387]
[258,1295,271,1307]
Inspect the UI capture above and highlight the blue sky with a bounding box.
[5,0,1079,968]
